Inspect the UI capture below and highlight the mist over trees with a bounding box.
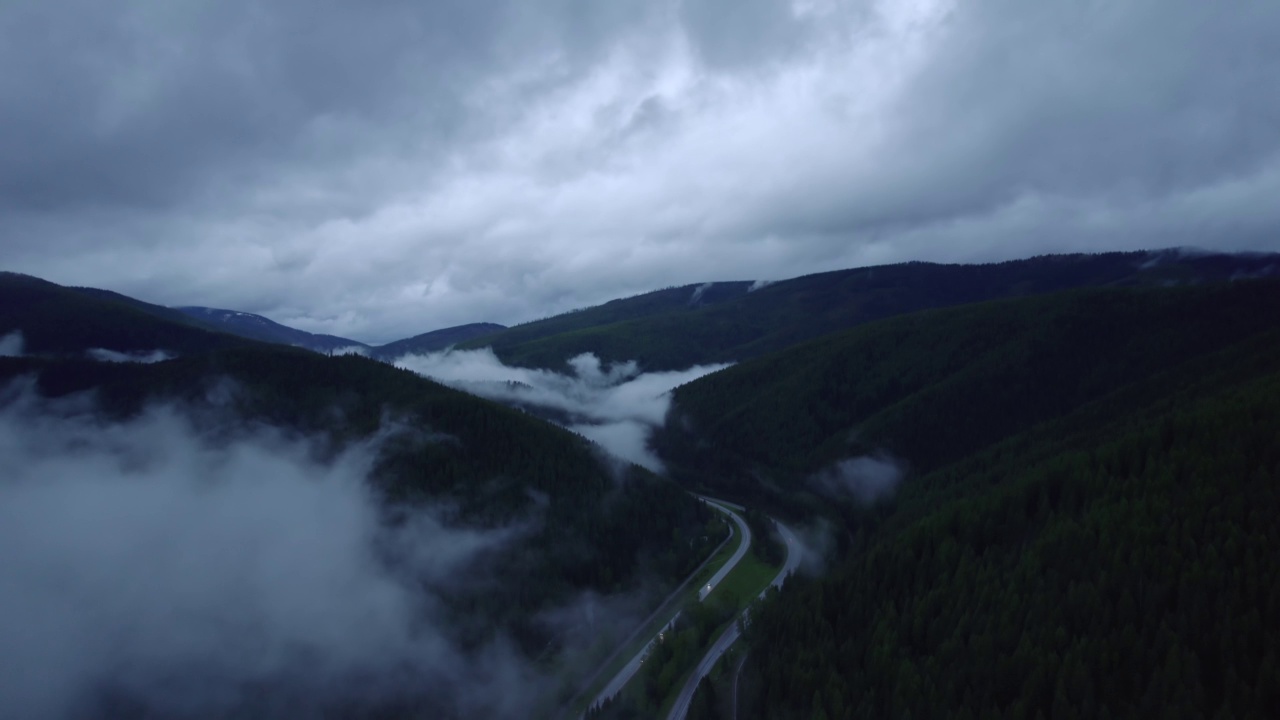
[0,341,724,718]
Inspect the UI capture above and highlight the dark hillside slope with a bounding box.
[738,313,1280,719]
[75,286,216,328]
[656,279,1280,510]
[371,322,507,359]
[458,281,753,363]
[463,250,1279,371]
[0,272,255,356]
[647,278,1280,717]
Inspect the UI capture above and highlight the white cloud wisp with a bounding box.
[394,349,729,471]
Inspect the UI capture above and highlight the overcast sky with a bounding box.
[2,0,1278,343]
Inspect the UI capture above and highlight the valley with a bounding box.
[2,251,1278,718]
[5,4,1278,717]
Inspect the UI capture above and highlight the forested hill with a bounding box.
[173,310,508,358]
[0,272,257,356]
[370,322,508,360]
[0,282,724,716]
[176,305,367,353]
[657,278,1280,510]
[460,250,1280,371]
[657,280,1280,718]
[1,271,505,359]
[456,281,755,361]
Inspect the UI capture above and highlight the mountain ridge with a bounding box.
[176,306,368,353]
[0,271,258,357]
[459,249,1280,371]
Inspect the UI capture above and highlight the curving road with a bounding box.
[665,519,801,720]
[585,498,751,714]
[694,497,751,601]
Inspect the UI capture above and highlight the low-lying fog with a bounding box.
[393,348,730,471]
[0,381,540,719]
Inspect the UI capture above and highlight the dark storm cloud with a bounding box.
[0,0,650,215]
[1,0,1278,342]
[3,1,448,211]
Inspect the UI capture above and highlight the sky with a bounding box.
[2,0,1278,343]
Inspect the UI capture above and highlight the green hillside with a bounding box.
[655,280,1280,718]
[462,251,1280,371]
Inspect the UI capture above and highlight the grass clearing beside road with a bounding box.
[703,549,776,609]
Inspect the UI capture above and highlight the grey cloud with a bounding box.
[0,384,539,718]
[894,2,1280,205]
[6,3,452,222]
[0,0,658,224]
[392,349,729,471]
[86,348,173,363]
[1,0,1278,342]
[689,282,714,304]
[711,2,1280,259]
[570,419,658,473]
[811,454,904,505]
[0,331,22,357]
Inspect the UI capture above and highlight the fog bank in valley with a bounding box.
[0,331,23,356]
[0,381,538,719]
[810,454,906,506]
[393,348,730,471]
[86,348,174,363]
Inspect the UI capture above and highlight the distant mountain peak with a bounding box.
[174,306,366,353]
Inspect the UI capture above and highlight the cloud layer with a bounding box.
[0,383,535,718]
[811,453,905,506]
[2,0,1279,341]
[394,349,729,470]
[86,348,174,363]
[0,331,22,357]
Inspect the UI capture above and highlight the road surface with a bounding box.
[589,611,680,708]
[665,520,801,720]
[694,497,751,600]
[585,498,751,714]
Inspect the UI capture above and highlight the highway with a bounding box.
[665,519,802,720]
[589,612,680,709]
[694,497,751,600]
[585,497,751,714]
